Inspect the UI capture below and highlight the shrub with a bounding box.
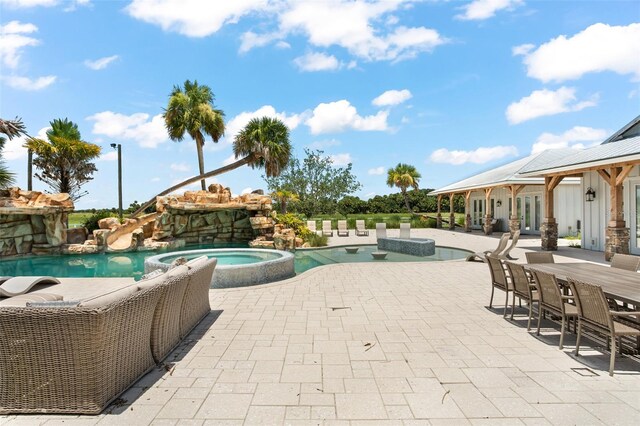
[83,209,119,233]
[456,215,466,226]
[306,233,328,247]
[274,212,312,240]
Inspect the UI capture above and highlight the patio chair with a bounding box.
[568,278,640,376]
[505,261,538,330]
[525,252,555,264]
[531,270,578,349]
[355,220,369,236]
[486,254,513,317]
[306,220,318,234]
[399,223,411,239]
[322,220,333,237]
[337,220,349,237]
[610,253,640,272]
[376,222,387,239]
[466,232,510,262]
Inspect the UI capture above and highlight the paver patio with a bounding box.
[2,229,639,425]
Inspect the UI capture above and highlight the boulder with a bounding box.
[67,227,88,244]
[98,217,120,229]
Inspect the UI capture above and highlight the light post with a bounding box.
[111,143,123,221]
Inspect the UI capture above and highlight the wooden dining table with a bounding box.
[523,262,640,306]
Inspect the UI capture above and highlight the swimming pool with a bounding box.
[0,243,471,281]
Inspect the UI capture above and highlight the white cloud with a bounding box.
[531,126,607,154]
[2,75,56,90]
[275,40,290,49]
[330,153,352,166]
[150,177,161,182]
[97,151,118,162]
[516,23,640,82]
[1,0,89,8]
[222,153,237,166]
[368,166,385,175]
[456,0,523,21]
[293,52,341,72]
[0,20,39,69]
[239,31,281,53]
[84,54,119,70]
[512,43,534,56]
[372,89,412,107]
[222,105,303,148]
[87,111,168,148]
[241,187,253,195]
[170,162,190,172]
[307,139,341,150]
[430,145,518,165]
[125,0,270,38]
[305,100,388,134]
[506,86,597,125]
[2,126,48,161]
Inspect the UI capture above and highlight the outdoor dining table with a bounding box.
[523,262,640,307]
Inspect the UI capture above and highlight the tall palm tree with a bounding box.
[131,116,292,217]
[24,118,101,200]
[164,80,225,190]
[387,163,421,213]
[0,137,15,189]
[0,117,28,189]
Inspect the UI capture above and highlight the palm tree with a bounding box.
[131,116,292,217]
[387,163,421,213]
[24,118,101,200]
[164,80,225,190]
[0,137,15,189]
[272,190,299,214]
[0,117,27,189]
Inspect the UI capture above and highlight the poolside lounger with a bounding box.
[0,276,61,298]
[376,223,387,239]
[355,220,369,236]
[322,220,333,236]
[500,230,520,260]
[466,232,511,262]
[399,223,411,239]
[306,220,318,234]
[337,220,349,237]
[0,277,11,285]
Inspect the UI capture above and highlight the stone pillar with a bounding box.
[483,215,493,235]
[449,213,455,230]
[540,219,558,251]
[436,213,442,229]
[465,213,472,232]
[44,212,67,246]
[509,216,520,236]
[605,227,630,261]
[464,191,471,232]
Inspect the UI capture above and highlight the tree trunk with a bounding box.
[131,156,252,217]
[280,199,287,214]
[196,134,206,190]
[402,189,412,213]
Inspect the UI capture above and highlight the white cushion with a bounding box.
[79,285,139,308]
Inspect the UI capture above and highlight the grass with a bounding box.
[308,213,466,229]
[68,212,92,228]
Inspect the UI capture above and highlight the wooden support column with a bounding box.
[436,194,442,229]
[508,185,524,236]
[483,187,494,235]
[541,175,563,251]
[448,193,456,230]
[464,191,472,232]
[597,166,631,260]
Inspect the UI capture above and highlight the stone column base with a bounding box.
[483,216,493,235]
[540,220,558,251]
[465,214,471,232]
[509,218,520,236]
[448,213,455,230]
[436,213,442,229]
[605,227,630,261]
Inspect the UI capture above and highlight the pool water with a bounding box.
[0,243,470,280]
[160,251,283,266]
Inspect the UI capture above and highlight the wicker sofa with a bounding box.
[0,256,217,414]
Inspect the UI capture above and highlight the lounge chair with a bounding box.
[610,253,640,271]
[505,261,538,330]
[568,278,640,376]
[531,270,578,349]
[322,220,333,236]
[337,220,349,237]
[306,220,318,234]
[525,252,555,264]
[500,230,520,260]
[355,220,369,236]
[0,276,61,298]
[399,223,410,239]
[466,232,510,262]
[486,254,513,317]
[376,223,387,239]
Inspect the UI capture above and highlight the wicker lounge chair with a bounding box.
[179,256,217,338]
[0,276,61,297]
[610,253,640,271]
[466,232,510,262]
[306,220,318,234]
[355,220,369,236]
[322,220,333,236]
[337,220,349,237]
[505,261,538,330]
[531,270,578,349]
[568,278,640,376]
[486,254,513,317]
[376,222,387,239]
[525,252,555,264]
[399,223,410,239]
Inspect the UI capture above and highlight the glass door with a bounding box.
[472,198,485,228]
[518,194,541,234]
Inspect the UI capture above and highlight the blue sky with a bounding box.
[1,0,639,210]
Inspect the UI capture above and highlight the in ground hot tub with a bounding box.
[144,248,295,288]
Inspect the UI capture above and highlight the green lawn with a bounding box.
[306,213,466,229]
[68,212,92,228]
